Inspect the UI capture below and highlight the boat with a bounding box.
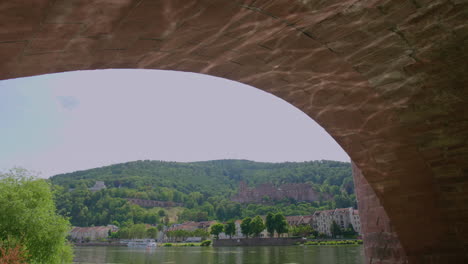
[127,239,157,248]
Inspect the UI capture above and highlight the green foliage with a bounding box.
[0,168,73,264]
[200,240,212,246]
[50,160,355,226]
[0,237,30,264]
[51,160,352,195]
[240,217,252,238]
[163,243,172,247]
[291,225,316,237]
[342,224,358,238]
[265,213,275,237]
[193,229,210,239]
[330,221,342,238]
[157,224,164,232]
[273,213,289,237]
[166,229,210,241]
[317,233,327,239]
[146,227,158,239]
[210,223,224,240]
[250,216,265,237]
[224,220,236,238]
[115,223,148,239]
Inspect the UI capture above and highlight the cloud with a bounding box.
[57,96,79,110]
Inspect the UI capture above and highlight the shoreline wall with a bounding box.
[213,238,303,247]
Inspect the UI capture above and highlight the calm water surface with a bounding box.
[73,245,364,264]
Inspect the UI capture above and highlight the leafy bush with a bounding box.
[163,243,173,247]
[0,242,29,264]
[0,169,73,264]
[200,240,211,247]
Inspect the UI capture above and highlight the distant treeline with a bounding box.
[50,159,356,227]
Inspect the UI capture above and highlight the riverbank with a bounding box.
[213,238,363,247]
[302,240,363,246]
[161,242,203,247]
[74,238,362,248]
[73,241,126,247]
[214,237,300,247]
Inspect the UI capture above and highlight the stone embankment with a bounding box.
[73,241,126,247]
[213,238,303,247]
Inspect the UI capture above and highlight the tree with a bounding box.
[147,227,158,239]
[265,213,275,237]
[193,229,210,240]
[210,223,224,240]
[343,223,357,238]
[250,216,265,237]
[274,213,289,237]
[49,160,356,227]
[0,242,29,264]
[330,220,342,238]
[129,224,147,238]
[157,224,164,232]
[291,225,315,237]
[224,220,236,238]
[0,168,73,264]
[116,227,130,239]
[240,217,252,238]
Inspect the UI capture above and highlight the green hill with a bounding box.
[50,159,356,227]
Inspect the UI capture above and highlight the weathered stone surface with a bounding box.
[1,0,467,263]
[231,181,323,203]
[354,163,408,264]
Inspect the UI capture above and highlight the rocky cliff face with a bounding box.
[231,181,323,203]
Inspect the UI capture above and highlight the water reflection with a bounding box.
[73,245,364,264]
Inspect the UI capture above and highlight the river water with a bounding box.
[73,245,364,264]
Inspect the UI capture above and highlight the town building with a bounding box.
[69,225,118,242]
[166,221,216,242]
[163,208,360,241]
[286,215,305,226]
[167,221,216,233]
[285,214,315,227]
[89,181,106,192]
[312,208,361,236]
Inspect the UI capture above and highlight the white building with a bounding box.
[89,181,106,192]
[69,225,118,242]
[312,208,361,236]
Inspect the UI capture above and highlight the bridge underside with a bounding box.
[1,0,467,262]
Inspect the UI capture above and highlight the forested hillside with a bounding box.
[50,160,356,227]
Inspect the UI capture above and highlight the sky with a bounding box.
[0,69,349,178]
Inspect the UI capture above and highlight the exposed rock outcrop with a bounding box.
[231,181,323,203]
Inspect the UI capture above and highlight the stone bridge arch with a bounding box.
[1,0,467,263]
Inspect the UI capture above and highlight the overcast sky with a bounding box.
[0,69,349,178]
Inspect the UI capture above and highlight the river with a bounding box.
[73,245,364,264]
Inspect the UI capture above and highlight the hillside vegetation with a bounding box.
[50,159,356,227]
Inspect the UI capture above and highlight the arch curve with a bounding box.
[1,0,467,262]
